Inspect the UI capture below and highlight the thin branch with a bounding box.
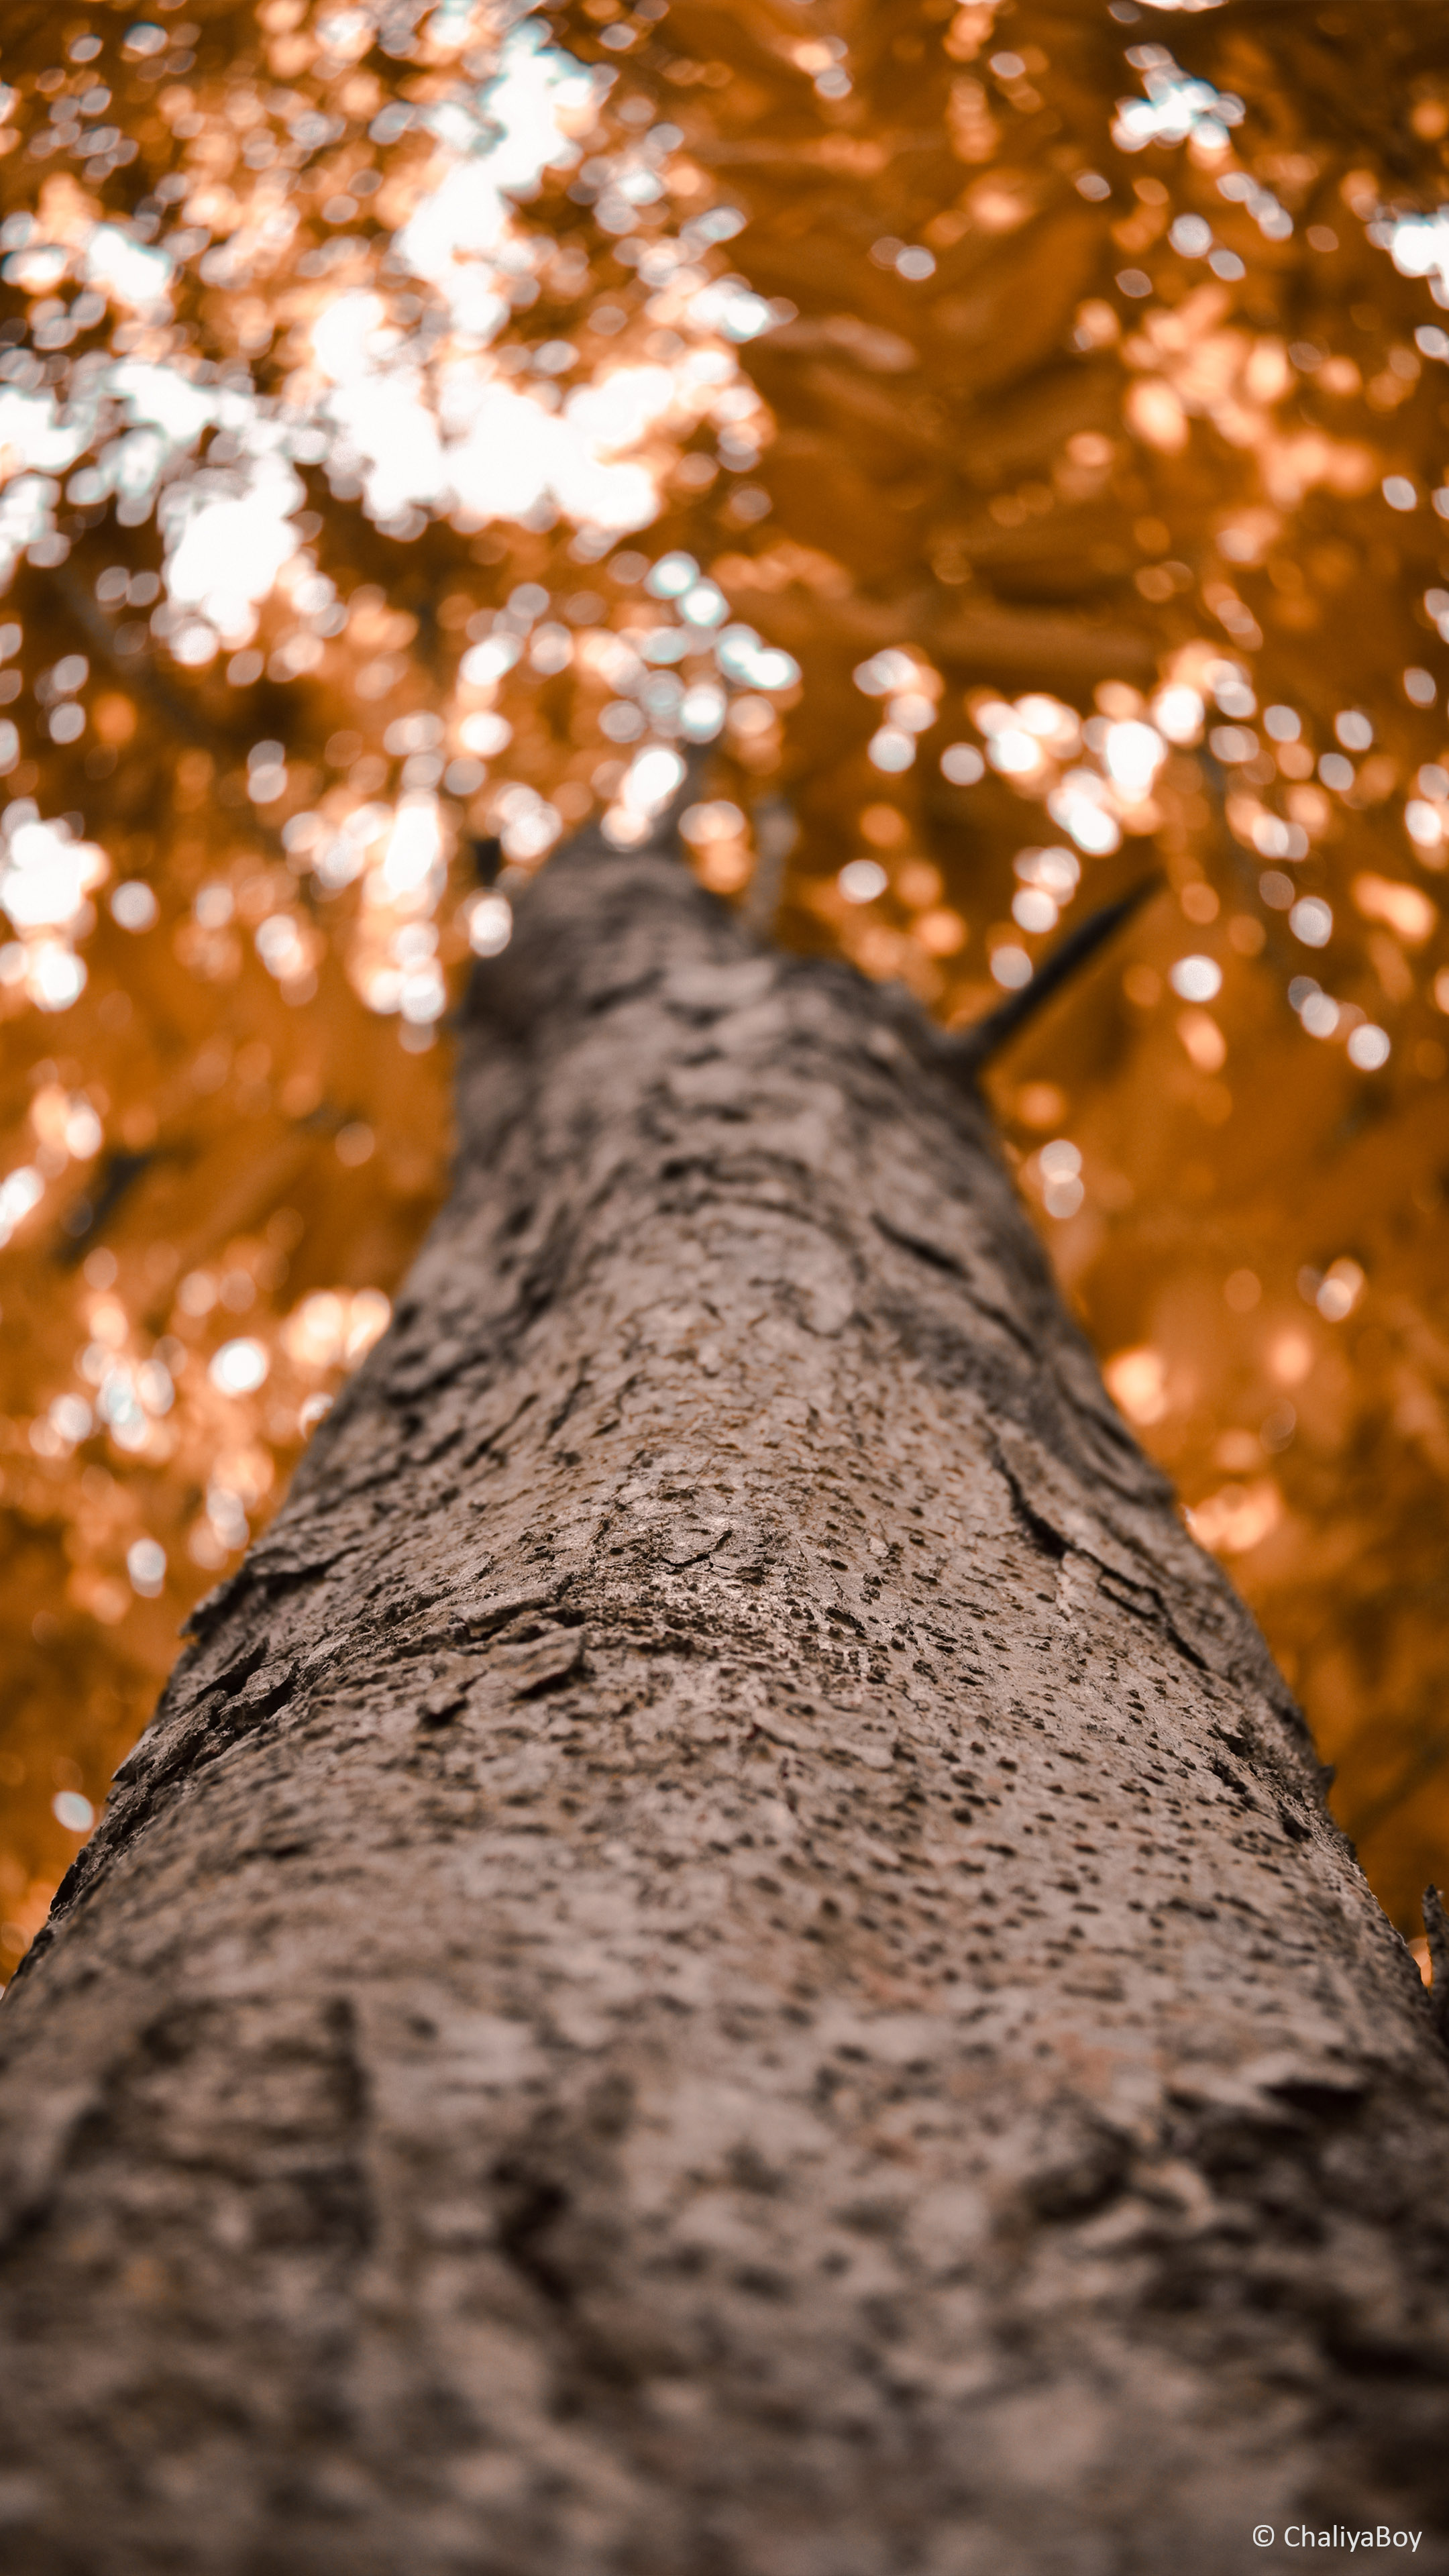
[1338,1713,1449,1852]
[937,873,1163,1081]
[54,1149,157,1265]
[741,793,797,943]
[54,567,216,752]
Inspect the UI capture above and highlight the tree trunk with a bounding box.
[3,825,1448,2575]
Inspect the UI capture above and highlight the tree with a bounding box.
[5,0,1449,1974]
[2,806,1448,2572]
[5,0,1449,2553]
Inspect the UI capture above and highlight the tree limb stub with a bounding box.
[1,829,1448,2573]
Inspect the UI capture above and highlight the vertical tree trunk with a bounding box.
[2,827,1447,2574]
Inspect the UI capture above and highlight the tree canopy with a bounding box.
[2,0,1449,1976]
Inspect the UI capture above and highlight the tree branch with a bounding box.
[937,874,1163,1082]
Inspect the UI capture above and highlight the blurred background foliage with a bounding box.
[2,0,1449,1980]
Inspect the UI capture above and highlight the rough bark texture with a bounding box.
[3,826,1448,2575]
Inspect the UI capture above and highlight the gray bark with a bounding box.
[2,822,1448,2575]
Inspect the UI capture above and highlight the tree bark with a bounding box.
[2,825,1448,2575]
